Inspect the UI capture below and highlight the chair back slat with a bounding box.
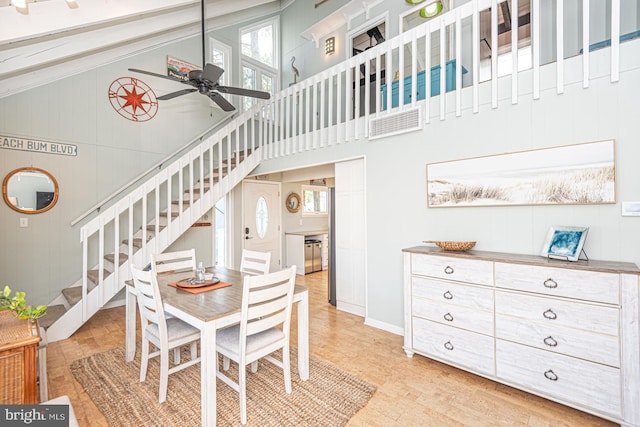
[240,249,271,275]
[247,296,288,321]
[246,311,287,336]
[248,281,291,304]
[151,249,196,274]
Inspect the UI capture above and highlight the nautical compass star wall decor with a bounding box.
[108,77,158,122]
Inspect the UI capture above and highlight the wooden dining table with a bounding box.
[124,266,309,427]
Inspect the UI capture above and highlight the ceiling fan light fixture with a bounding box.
[420,1,444,18]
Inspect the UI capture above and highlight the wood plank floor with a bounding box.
[46,270,616,426]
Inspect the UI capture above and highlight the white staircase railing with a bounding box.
[46,0,635,341]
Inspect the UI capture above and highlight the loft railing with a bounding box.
[70,0,634,333]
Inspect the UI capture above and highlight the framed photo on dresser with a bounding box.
[541,225,589,261]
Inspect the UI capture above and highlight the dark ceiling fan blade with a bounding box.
[128,68,185,83]
[157,88,198,100]
[216,86,271,100]
[202,63,225,83]
[208,92,236,111]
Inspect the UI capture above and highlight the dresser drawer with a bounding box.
[496,339,621,417]
[495,291,619,336]
[413,317,494,376]
[413,296,494,335]
[412,254,493,286]
[495,262,619,304]
[412,276,493,312]
[495,313,620,367]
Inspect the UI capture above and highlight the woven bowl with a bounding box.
[424,240,476,251]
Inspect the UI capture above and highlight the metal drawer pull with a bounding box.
[544,370,558,381]
[444,341,454,351]
[543,336,558,347]
[444,266,454,274]
[543,309,557,320]
[443,313,454,322]
[443,290,453,300]
[543,278,558,288]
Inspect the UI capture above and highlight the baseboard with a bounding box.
[336,301,364,317]
[364,317,403,336]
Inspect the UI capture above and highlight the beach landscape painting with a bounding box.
[427,140,615,207]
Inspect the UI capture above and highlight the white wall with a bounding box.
[252,42,640,331]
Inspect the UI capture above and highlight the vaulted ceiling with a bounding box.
[0,0,281,99]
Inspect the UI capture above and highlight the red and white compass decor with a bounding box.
[108,77,158,122]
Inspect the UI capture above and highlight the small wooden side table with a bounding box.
[0,311,41,404]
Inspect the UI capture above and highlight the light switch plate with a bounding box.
[622,202,640,217]
[19,218,28,227]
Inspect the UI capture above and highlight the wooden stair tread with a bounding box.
[62,282,98,307]
[87,269,111,285]
[104,253,128,265]
[146,225,166,232]
[159,211,179,218]
[38,304,67,329]
[122,238,143,248]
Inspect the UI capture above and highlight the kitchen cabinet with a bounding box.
[286,231,328,275]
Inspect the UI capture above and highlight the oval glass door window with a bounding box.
[255,196,269,239]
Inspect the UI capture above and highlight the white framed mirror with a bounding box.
[2,167,59,214]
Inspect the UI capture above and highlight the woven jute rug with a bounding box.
[71,346,375,426]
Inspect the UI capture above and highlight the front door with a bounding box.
[242,180,281,272]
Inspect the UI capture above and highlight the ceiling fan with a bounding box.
[128,0,270,112]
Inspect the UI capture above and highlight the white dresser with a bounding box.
[403,246,640,426]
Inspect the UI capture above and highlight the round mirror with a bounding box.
[2,167,59,214]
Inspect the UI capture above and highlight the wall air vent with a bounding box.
[368,107,422,140]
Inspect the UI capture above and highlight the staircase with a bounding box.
[39,0,636,342]
[43,117,261,341]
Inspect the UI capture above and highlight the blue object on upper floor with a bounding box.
[578,30,640,53]
[380,59,468,110]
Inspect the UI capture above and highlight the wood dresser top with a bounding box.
[403,245,640,275]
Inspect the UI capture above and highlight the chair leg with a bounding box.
[190,341,198,360]
[250,360,258,373]
[223,356,230,371]
[140,339,150,382]
[159,348,169,403]
[239,364,247,425]
[173,347,181,364]
[282,345,292,394]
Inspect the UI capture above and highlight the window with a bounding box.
[301,185,328,216]
[210,38,231,85]
[239,18,279,111]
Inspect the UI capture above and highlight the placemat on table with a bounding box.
[168,280,232,294]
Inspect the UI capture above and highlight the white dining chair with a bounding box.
[150,249,196,275]
[215,266,297,425]
[130,264,201,403]
[239,249,271,276]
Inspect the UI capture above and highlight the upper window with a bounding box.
[239,17,279,112]
[241,18,277,68]
[210,38,232,85]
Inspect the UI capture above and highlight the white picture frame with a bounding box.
[540,226,589,261]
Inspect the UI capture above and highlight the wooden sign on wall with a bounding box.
[1,134,77,157]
